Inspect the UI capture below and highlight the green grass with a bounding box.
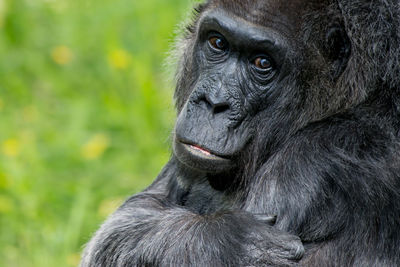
[0,0,194,266]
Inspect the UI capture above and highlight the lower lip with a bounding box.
[183,143,224,160]
[173,140,234,173]
[189,144,212,156]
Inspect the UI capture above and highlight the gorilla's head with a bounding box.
[172,0,400,177]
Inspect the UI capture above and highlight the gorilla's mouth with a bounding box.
[173,139,234,173]
[189,144,212,155]
[186,143,222,158]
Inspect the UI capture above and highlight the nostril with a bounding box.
[199,96,213,110]
[198,95,230,114]
[213,103,230,114]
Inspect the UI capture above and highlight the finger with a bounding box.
[253,214,277,225]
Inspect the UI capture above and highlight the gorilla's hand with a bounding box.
[244,214,304,266]
[81,193,303,266]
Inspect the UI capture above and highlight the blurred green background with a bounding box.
[0,0,193,266]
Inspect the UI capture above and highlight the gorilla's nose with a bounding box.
[205,94,230,114]
[203,91,231,115]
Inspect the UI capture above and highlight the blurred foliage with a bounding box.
[0,0,193,266]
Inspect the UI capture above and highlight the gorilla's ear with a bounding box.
[325,24,351,79]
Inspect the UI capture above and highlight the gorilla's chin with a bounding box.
[173,138,235,174]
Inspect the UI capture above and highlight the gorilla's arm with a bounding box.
[244,117,400,266]
[80,160,304,267]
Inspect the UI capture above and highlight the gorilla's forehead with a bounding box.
[208,0,325,33]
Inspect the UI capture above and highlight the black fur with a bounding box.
[81,0,400,266]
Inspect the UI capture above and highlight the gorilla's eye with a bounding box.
[208,35,228,51]
[254,56,273,71]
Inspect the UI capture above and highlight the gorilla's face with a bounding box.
[173,8,294,174]
[173,4,350,174]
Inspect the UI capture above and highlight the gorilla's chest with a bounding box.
[177,179,237,215]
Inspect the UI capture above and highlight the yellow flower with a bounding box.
[81,134,109,160]
[51,45,73,65]
[108,49,131,69]
[98,197,124,218]
[2,138,20,157]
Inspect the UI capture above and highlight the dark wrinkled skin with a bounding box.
[81,0,400,266]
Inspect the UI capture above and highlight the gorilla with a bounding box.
[81,0,400,266]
